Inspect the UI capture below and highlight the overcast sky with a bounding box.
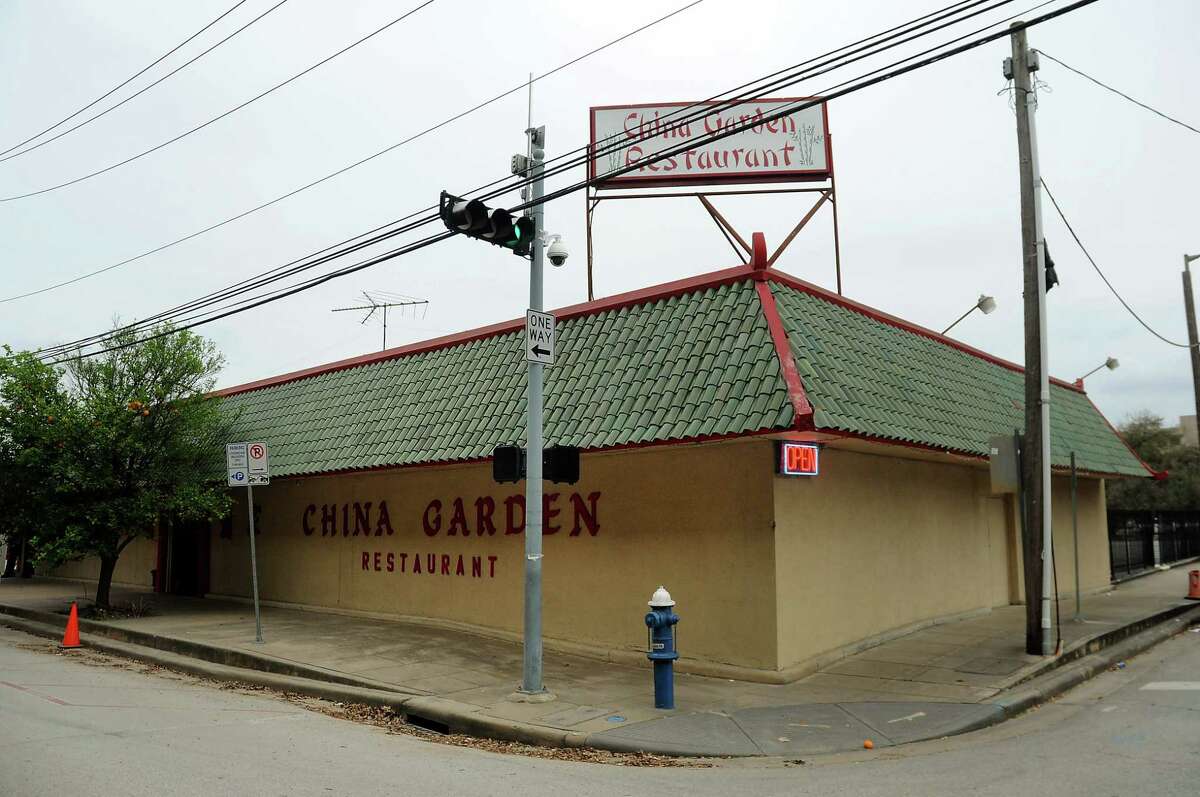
[2,0,1197,427]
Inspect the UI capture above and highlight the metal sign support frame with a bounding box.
[585,176,843,301]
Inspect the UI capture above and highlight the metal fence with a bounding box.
[1108,510,1200,580]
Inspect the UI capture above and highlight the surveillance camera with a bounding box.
[547,235,569,267]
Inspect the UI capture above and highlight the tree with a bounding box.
[35,325,233,607]
[0,349,73,577]
[1107,411,1200,511]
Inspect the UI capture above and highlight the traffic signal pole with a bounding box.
[521,125,550,698]
[436,125,548,697]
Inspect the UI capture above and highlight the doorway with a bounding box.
[167,519,211,596]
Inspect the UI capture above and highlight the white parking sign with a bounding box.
[226,442,248,487]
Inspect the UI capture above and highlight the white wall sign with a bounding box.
[589,98,830,187]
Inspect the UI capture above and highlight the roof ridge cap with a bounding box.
[754,280,813,429]
[764,269,1087,394]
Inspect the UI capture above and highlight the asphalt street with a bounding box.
[1,624,1197,796]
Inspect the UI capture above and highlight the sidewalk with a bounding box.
[2,569,1197,756]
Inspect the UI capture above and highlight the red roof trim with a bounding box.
[239,423,1133,485]
[825,428,1137,479]
[249,426,787,484]
[754,279,814,429]
[1081,392,1156,478]
[763,270,1087,394]
[213,264,755,397]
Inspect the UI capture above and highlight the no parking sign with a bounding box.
[224,440,269,643]
[246,442,269,485]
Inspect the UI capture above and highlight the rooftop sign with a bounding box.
[589,98,830,188]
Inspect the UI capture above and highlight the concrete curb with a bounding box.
[0,601,422,697]
[3,600,1198,758]
[1010,601,1200,688]
[0,612,586,752]
[992,604,1200,721]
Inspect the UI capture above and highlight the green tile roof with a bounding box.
[218,280,791,478]
[215,270,1146,479]
[770,282,1147,476]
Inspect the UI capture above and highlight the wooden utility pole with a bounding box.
[1009,23,1052,656]
[1182,255,1200,443]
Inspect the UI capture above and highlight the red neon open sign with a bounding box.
[777,442,820,476]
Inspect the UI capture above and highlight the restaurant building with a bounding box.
[54,250,1150,682]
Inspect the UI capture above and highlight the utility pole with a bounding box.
[520,123,550,699]
[1182,254,1200,443]
[1008,23,1054,656]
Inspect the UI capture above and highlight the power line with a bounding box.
[36,0,1055,359]
[1035,49,1200,137]
[1040,176,1195,349]
[30,0,1008,354]
[21,0,1005,325]
[41,0,1098,363]
[0,0,438,202]
[0,0,711,304]
[0,0,253,159]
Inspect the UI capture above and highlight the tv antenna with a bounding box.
[331,291,429,350]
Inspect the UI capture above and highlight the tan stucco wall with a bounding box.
[1011,475,1111,602]
[772,445,1115,673]
[51,535,158,589]
[40,437,1120,677]
[772,446,1017,672]
[1052,476,1111,594]
[209,439,778,671]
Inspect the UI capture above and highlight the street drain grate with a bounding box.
[405,713,450,735]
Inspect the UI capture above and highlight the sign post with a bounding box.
[227,442,268,643]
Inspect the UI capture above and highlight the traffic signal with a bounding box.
[490,444,580,484]
[440,191,535,257]
[543,445,580,485]
[493,445,526,484]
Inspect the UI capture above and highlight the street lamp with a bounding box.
[941,294,997,335]
[1076,356,1119,384]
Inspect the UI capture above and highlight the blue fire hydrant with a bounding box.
[645,586,680,709]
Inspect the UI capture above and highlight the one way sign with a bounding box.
[525,309,556,366]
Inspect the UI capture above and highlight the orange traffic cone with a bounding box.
[1186,570,1200,601]
[61,602,81,648]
